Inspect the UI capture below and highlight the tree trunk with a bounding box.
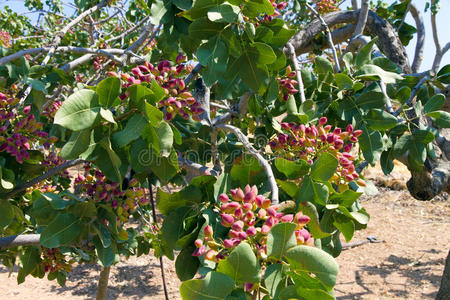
[436,250,450,300]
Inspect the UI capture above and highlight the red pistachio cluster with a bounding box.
[0,92,58,163]
[42,100,62,120]
[75,165,149,224]
[0,30,11,47]
[41,247,74,274]
[315,0,339,14]
[277,65,299,101]
[269,118,366,187]
[260,1,288,23]
[108,54,204,122]
[192,185,313,262]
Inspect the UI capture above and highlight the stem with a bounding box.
[393,76,427,117]
[305,3,341,73]
[214,124,279,204]
[286,42,306,104]
[146,178,169,300]
[96,266,111,300]
[2,159,85,200]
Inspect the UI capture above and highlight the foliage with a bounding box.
[0,0,449,299]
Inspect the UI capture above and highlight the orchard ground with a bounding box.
[0,161,448,300]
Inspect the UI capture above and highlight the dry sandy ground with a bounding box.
[0,163,449,299]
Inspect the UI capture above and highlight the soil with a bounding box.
[0,162,449,300]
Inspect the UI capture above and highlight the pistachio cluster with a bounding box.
[0,92,58,163]
[277,66,299,101]
[108,54,204,121]
[192,185,312,263]
[269,118,365,187]
[315,0,339,14]
[75,165,149,224]
[41,247,74,274]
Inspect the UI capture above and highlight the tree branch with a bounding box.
[351,0,369,39]
[0,234,41,249]
[285,10,412,73]
[408,3,425,73]
[393,76,427,117]
[214,124,279,204]
[305,3,341,73]
[2,159,85,200]
[286,42,306,103]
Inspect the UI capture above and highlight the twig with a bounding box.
[211,128,222,173]
[177,156,219,177]
[351,0,369,39]
[356,161,369,173]
[96,266,111,300]
[305,3,341,73]
[105,16,149,43]
[393,76,427,117]
[342,236,384,250]
[378,81,394,114]
[183,63,203,86]
[214,124,279,204]
[286,42,306,104]
[146,179,169,300]
[2,159,85,200]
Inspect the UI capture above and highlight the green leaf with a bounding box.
[207,3,240,23]
[267,223,297,260]
[310,153,338,182]
[298,201,331,239]
[262,19,295,47]
[92,222,112,248]
[112,114,148,148]
[128,84,153,109]
[42,193,73,210]
[436,64,450,84]
[335,73,353,90]
[365,109,398,130]
[99,108,116,124]
[355,64,403,84]
[275,158,310,180]
[217,242,261,284]
[248,42,277,66]
[93,236,119,267]
[54,89,100,131]
[298,176,329,206]
[40,213,82,248]
[230,155,264,186]
[413,129,435,144]
[60,129,91,159]
[17,247,40,284]
[96,137,123,182]
[144,102,163,126]
[424,93,445,114]
[243,0,274,17]
[329,190,362,207]
[156,121,174,157]
[333,217,355,242]
[238,51,270,95]
[426,111,450,128]
[189,17,225,40]
[180,271,235,300]
[338,206,370,225]
[176,245,200,281]
[197,36,228,86]
[359,124,384,164]
[380,150,394,175]
[157,185,203,215]
[355,37,378,67]
[285,245,339,287]
[97,77,121,107]
[0,199,14,228]
[264,263,286,299]
[393,134,412,158]
[356,91,387,109]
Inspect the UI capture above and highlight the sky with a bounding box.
[0,0,449,71]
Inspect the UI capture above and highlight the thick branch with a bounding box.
[352,0,369,38]
[0,234,41,249]
[214,124,279,204]
[408,3,425,73]
[286,10,412,73]
[2,159,85,200]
